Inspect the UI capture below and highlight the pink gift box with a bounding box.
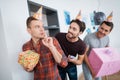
[88,47,120,77]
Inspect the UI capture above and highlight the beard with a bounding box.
[66,32,76,39]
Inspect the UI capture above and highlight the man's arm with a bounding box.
[68,45,87,65]
[42,37,68,67]
[68,54,85,65]
[84,47,96,77]
[48,44,62,63]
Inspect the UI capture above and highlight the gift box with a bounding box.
[18,50,40,68]
[88,47,120,77]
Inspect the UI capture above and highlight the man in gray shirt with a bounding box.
[82,21,114,80]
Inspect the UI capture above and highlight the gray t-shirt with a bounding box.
[84,32,109,56]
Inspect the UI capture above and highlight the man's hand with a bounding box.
[68,55,76,62]
[23,65,34,72]
[42,37,54,48]
[91,68,96,78]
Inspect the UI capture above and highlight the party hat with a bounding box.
[76,10,82,20]
[33,6,43,20]
[106,11,113,22]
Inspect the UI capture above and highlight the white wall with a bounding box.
[98,0,120,50]
[0,8,12,80]
[0,0,120,80]
[0,0,33,80]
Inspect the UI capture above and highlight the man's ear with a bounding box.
[98,26,101,30]
[27,28,31,34]
[79,31,83,35]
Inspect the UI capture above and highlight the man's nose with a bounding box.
[101,30,105,34]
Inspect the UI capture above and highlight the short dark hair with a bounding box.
[70,19,86,32]
[100,21,114,31]
[26,16,38,28]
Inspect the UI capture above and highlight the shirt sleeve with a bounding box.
[106,36,110,47]
[83,34,90,48]
[22,41,31,51]
[53,37,68,68]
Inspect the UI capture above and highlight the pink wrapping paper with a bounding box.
[88,47,120,77]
